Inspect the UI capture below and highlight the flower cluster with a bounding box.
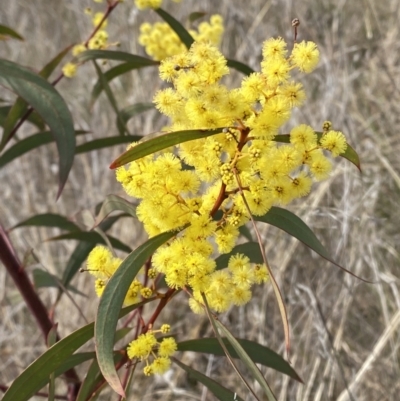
[135,0,182,10]
[86,246,153,306]
[127,324,177,375]
[138,14,224,61]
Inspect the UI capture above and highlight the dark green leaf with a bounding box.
[227,59,255,76]
[0,59,75,196]
[172,357,244,401]
[40,45,73,79]
[0,131,87,169]
[94,195,136,227]
[188,12,207,24]
[177,338,302,382]
[0,105,44,130]
[215,321,277,401]
[239,224,253,242]
[0,24,24,40]
[77,50,158,66]
[33,269,85,296]
[215,242,263,270]
[95,230,177,396]
[49,231,132,254]
[155,8,194,49]
[1,299,149,401]
[90,63,157,106]
[76,135,142,154]
[116,103,154,134]
[2,98,30,143]
[11,213,80,232]
[110,128,225,168]
[273,133,361,171]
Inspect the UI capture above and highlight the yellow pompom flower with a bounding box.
[262,37,288,60]
[151,357,171,374]
[320,130,347,157]
[290,124,318,148]
[62,62,77,78]
[72,44,86,57]
[309,153,332,181]
[160,324,171,334]
[135,0,162,10]
[291,41,320,73]
[158,337,177,357]
[92,12,107,28]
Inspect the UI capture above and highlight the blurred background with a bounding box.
[1,0,400,400]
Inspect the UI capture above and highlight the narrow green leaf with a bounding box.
[94,195,136,227]
[49,231,131,254]
[0,59,75,196]
[11,213,80,232]
[33,269,85,295]
[110,128,225,168]
[215,242,263,270]
[116,103,154,134]
[90,63,157,106]
[273,133,361,171]
[40,45,73,80]
[177,338,302,382]
[188,12,207,24]
[0,131,87,169]
[1,302,150,401]
[215,321,277,401]
[0,105,44,130]
[76,135,142,154]
[239,224,253,242]
[77,50,158,66]
[95,231,177,396]
[155,8,194,49]
[92,60,128,135]
[227,59,255,76]
[172,357,244,401]
[0,24,24,40]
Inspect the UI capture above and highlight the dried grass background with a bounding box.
[1,0,400,400]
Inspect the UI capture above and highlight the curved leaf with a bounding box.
[90,63,157,106]
[116,103,154,134]
[1,302,149,401]
[49,231,132,254]
[273,133,361,171]
[177,338,302,382]
[155,8,194,49]
[76,135,142,154]
[172,357,244,401]
[215,321,277,401]
[11,213,80,232]
[0,59,75,196]
[40,45,73,80]
[215,242,263,270]
[33,269,85,296]
[0,105,44,131]
[0,131,87,169]
[94,195,137,227]
[76,50,158,66]
[227,59,255,76]
[95,230,177,396]
[0,24,24,41]
[110,128,225,169]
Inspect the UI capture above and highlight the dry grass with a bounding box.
[1,0,400,400]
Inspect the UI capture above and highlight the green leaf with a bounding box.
[33,269,85,296]
[1,301,148,401]
[188,12,207,24]
[94,195,136,227]
[155,8,194,49]
[273,133,361,171]
[49,231,132,254]
[172,357,244,401]
[116,103,154,134]
[215,242,263,270]
[76,135,142,154]
[39,45,73,80]
[227,59,255,76]
[90,63,157,106]
[215,321,277,401]
[92,60,128,136]
[0,24,24,40]
[110,128,225,168]
[0,105,44,130]
[0,131,87,169]
[95,230,177,396]
[11,213,80,232]
[76,50,158,66]
[177,338,302,382]
[239,224,253,242]
[0,59,75,197]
